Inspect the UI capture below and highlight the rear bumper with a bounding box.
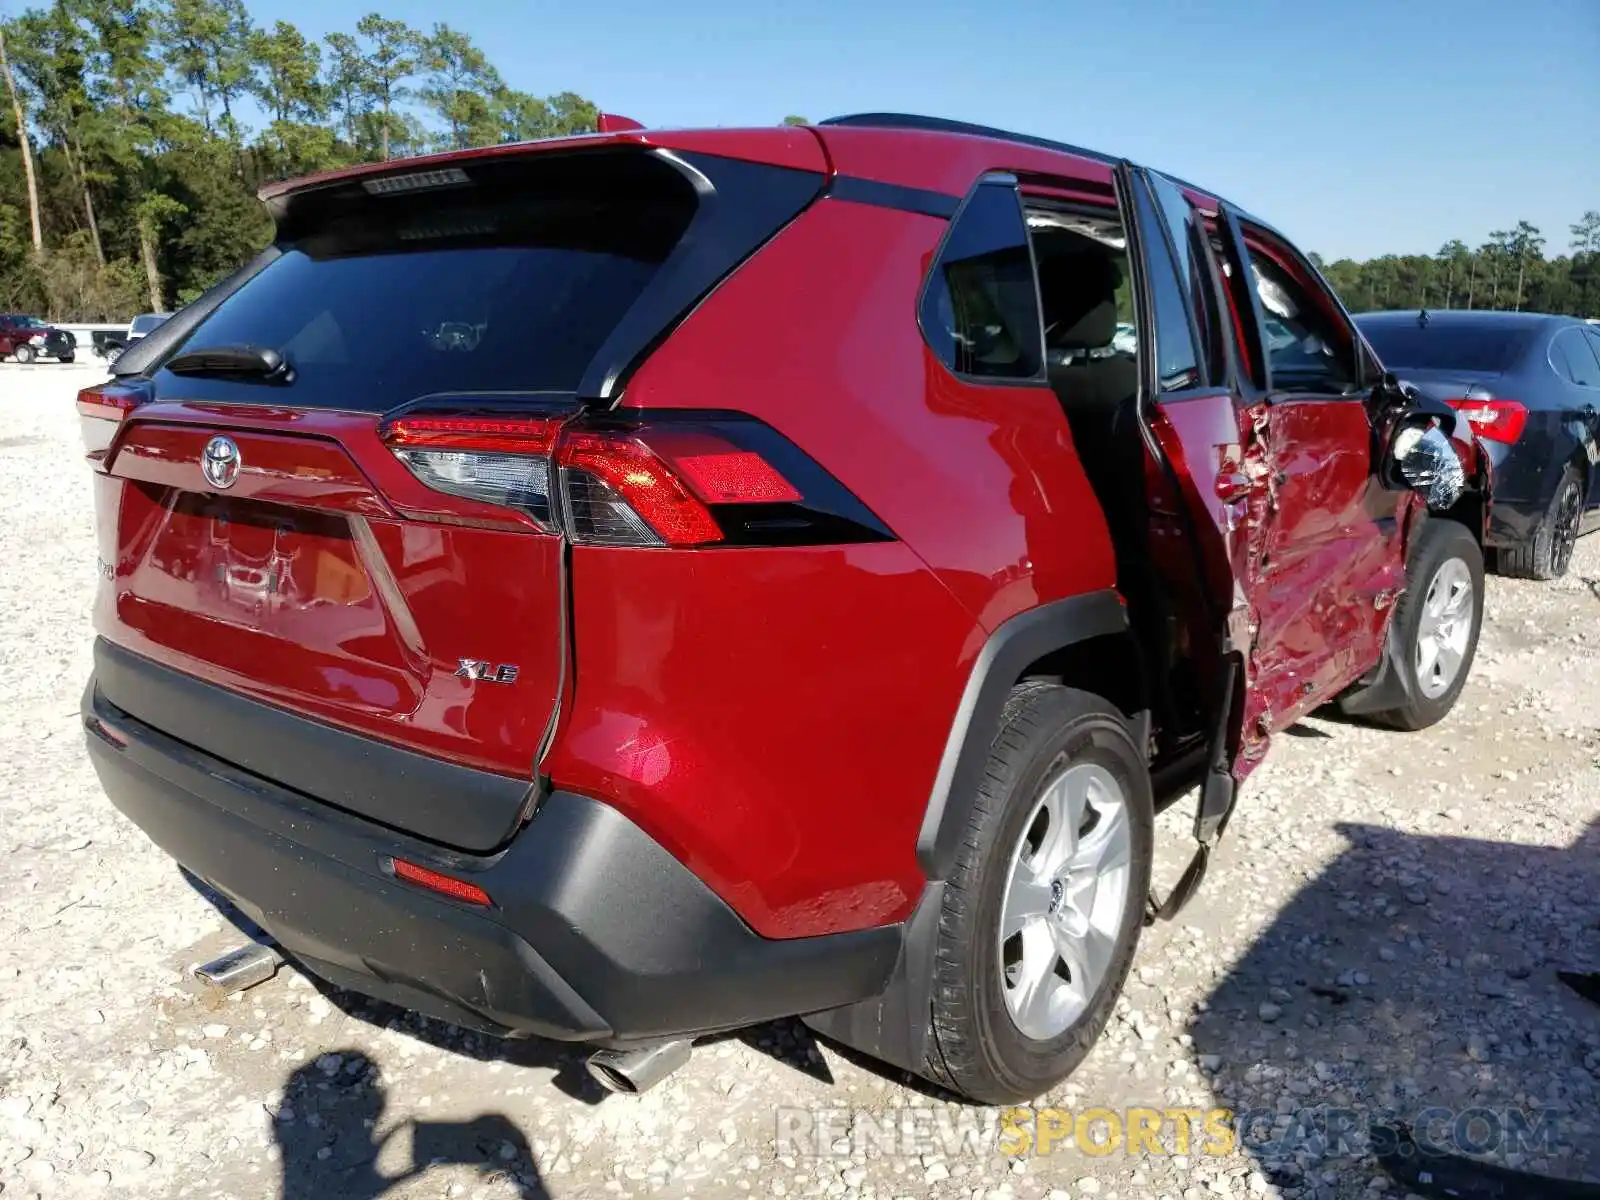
[1486,495,1544,548]
[85,670,900,1047]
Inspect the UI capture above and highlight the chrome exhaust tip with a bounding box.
[586,1040,692,1095]
[192,942,284,998]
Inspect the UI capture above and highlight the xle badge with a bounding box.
[455,659,520,685]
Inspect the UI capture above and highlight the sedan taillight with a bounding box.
[1446,398,1527,445]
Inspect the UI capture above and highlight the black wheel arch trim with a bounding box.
[915,590,1135,880]
[814,593,1142,1077]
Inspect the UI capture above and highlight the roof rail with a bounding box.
[818,113,1117,167]
[818,112,1243,217]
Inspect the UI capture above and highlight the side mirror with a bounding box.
[1381,411,1466,508]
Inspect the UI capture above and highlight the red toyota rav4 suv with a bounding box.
[81,114,1485,1103]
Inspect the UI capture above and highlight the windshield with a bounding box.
[1357,319,1536,374]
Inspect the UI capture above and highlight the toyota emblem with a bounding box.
[201,435,242,489]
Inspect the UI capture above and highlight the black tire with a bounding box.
[1373,518,1484,731]
[59,353,74,364]
[920,683,1153,1104]
[13,343,34,364]
[1497,464,1583,581]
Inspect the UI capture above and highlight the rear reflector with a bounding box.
[387,857,492,906]
[85,714,128,748]
[1446,398,1527,445]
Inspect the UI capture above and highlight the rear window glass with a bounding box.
[1356,320,1535,373]
[130,315,167,334]
[156,152,698,409]
[921,180,1044,381]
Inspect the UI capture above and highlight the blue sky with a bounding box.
[227,0,1600,260]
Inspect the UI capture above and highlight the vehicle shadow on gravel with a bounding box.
[1188,817,1600,1197]
[272,1049,548,1198]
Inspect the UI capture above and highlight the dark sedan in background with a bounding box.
[1357,310,1600,579]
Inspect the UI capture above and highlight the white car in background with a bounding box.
[103,312,171,366]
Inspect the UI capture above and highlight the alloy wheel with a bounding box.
[1415,556,1474,699]
[1551,480,1582,577]
[998,762,1133,1040]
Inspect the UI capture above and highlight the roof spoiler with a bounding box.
[596,113,646,133]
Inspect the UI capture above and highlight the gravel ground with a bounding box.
[1,362,1596,1200]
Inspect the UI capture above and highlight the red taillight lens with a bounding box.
[76,383,149,461]
[381,411,882,548]
[387,857,492,906]
[381,414,564,531]
[382,414,561,455]
[1446,398,1527,445]
[641,429,803,505]
[556,428,725,546]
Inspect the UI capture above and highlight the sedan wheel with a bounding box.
[1549,475,1582,578]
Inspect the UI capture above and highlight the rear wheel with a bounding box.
[59,353,74,364]
[921,683,1152,1103]
[1373,519,1483,730]
[14,343,34,364]
[1498,464,1582,581]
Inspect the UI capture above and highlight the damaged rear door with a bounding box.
[1120,165,1278,805]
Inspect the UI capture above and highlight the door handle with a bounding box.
[1215,472,1252,503]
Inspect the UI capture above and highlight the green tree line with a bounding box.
[0,0,601,319]
[1315,215,1600,318]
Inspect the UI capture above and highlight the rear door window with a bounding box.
[1552,327,1600,387]
[920,179,1045,381]
[1129,178,1202,392]
[155,152,700,409]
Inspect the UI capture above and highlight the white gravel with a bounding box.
[0,362,1595,1199]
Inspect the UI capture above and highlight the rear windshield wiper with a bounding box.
[165,344,293,382]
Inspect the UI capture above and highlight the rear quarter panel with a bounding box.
[551,189,1118,938]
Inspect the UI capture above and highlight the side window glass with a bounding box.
[1245,245,1357,394]
[1146,174,1219,384]
[921,181,1044,380]
[1554,329,1600,387]
[1130,180,1202,391]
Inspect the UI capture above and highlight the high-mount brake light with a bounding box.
[1445,398,1527,445]
[76,383,149,461]
[382,411,883,548]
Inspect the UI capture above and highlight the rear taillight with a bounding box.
[383,414,563,532]
[380,411,891,548]
[76,382,150,462]
[1446,398,1527,445]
